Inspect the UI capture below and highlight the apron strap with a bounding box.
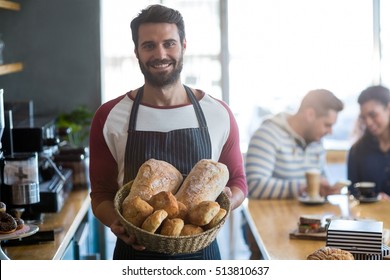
[128,86,143,131]
[128,85,208,131]
[184,85,208,128]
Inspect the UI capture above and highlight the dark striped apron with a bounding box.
[113,85,221,260]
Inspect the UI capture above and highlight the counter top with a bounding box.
[2,188,91,260]
[243,198,390,260]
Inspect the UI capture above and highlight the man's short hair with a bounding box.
[299,89,344,116]
[130,4,186,49]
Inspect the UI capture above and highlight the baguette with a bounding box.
[127,159,183,201]
[175,159,229,209]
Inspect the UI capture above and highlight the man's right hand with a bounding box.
[110,219,146,251]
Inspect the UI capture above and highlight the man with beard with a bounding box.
[89,4,247,260]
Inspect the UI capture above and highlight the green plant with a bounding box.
[56,105,94,147]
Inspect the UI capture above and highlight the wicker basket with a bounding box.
[114,180,231,255]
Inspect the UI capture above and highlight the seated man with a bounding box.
[243,89,344,259]
[245,89,344,199]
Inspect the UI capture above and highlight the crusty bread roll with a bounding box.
[128,159,183,201]
[141,209,168,233]
[175,159,229,209]
[122,196,154,227]
[187,201,220,226]
[148,191,179,219]
[160,218,185,236]
[307,247,354,260]
[204,208,227,229]
[180,224,204,236]
[176,201,188,220]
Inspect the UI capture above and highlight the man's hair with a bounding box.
[357,85,390,107]
[298,89,344,116]
[130,4,186,48]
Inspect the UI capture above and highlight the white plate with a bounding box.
[359,195,380,203]
[0,224,39,241]
[298,196,326,205]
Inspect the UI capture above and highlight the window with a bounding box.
[101,0,388,151]
[381,0,390,86]
[228,0,375,151]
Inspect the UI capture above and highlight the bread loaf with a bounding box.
[141,209,168,233]
[307,247,354,260]
[175,159,229,209]
[160,218,185,236]
[187,201,220,226]
[122,196,154,227]
[148,191,179,219]
[204,208,227,230]
[128,159,183,201]
[176,201,188,220]
[180,224,204,236]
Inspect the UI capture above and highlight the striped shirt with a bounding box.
[245,113,326,199]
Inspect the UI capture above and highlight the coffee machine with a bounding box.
[0,96,73,221]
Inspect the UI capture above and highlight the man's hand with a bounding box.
[110,219,145,250]
[320,178,341,196]
[223,186,245,210]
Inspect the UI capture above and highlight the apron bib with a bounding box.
[114,85,220,260]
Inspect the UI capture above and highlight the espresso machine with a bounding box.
[0,96,73,222]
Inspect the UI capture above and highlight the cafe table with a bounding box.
[242,197,390,260]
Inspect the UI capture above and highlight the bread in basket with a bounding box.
[114,180,230,254]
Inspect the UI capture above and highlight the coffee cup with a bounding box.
[305,169,321,199]
[354,182,376,198]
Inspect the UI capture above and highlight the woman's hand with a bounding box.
[110,219,145,251]
[379,192,390,201]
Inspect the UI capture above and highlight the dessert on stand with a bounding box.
[0,223,39,260]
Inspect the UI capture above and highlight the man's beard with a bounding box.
[139,56,183,87]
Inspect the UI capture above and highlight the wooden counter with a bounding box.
[3,188,91,260]
[243,198,390,260]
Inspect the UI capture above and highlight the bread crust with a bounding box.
[160,218,185,236]
[307,247,354,260]
[187,201,220,226]
[122,196,154,227]
[204,208,227,229]
[148,191,179,219]
[141,209,168,233]
[128,159,183,201]
[180,224,204,236]
[176,201,188,220]
[175,159,229,209]
[299,215,322,225]
[298,214,325,233]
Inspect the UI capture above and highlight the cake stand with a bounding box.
[0,224,39,260]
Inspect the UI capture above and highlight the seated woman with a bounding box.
[347,85,390,200]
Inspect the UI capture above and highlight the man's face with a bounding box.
[135,23,186,87]
[305,110,338,143]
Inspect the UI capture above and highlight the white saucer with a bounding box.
[359,195,380,203]
[298,196,326,205]
[0,224,39,241]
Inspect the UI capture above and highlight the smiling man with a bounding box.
[245,89,344,199]
[89,4,247,260]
